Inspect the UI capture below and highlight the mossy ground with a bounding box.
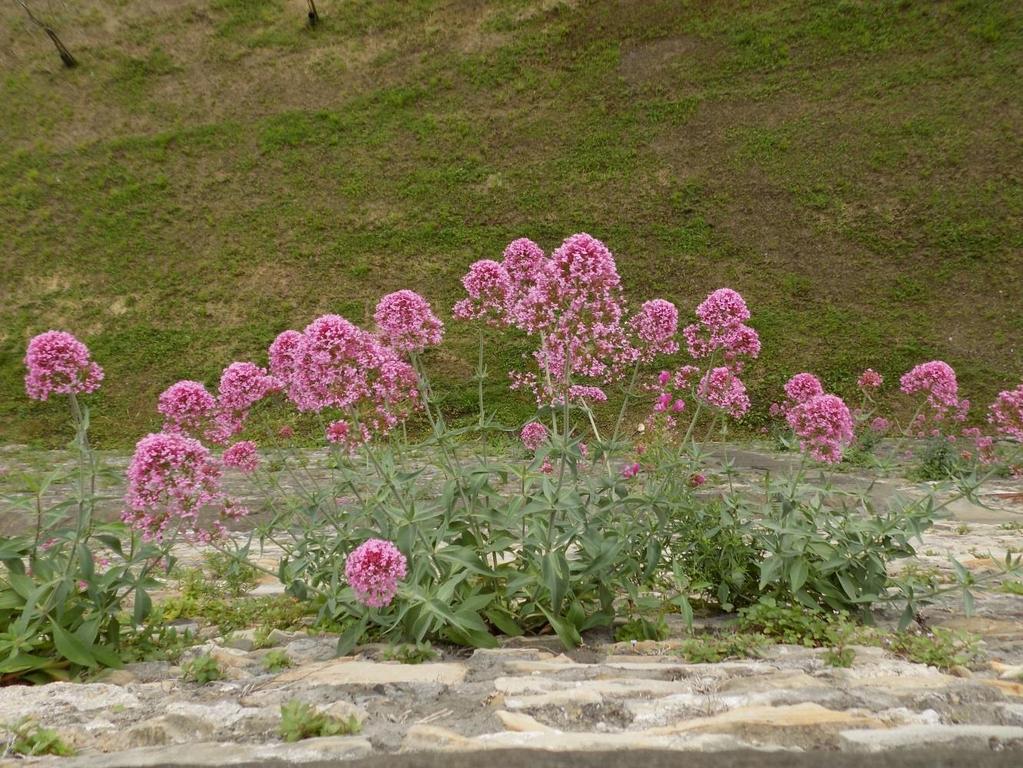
[2,0,1020,446]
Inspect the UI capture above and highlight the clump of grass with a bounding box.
[279,700,360,742]
[181,653,223,685]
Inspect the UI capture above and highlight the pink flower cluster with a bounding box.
[520,421,549,451]
[858,369,883,390]
[989,383,1023,441]
[344,538,408,608]
[786,393,854,464]
[455,235,680,404]
[452,259,513,325]
[217,362,280,438]
[282,314,420,441]
[770,373,824,419]
[158,380,218,439]
[24,331,104,401]
[223,440,260,473]
[784,373,824,404]
[630,299,679,361]
[682,289,760,371]
[374,290,444,355]
[697,367,751,418]
[326,419,371,452]
[900,360,969,433]
[123,431,234,542]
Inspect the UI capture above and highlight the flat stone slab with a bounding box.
[840,724,1023,752]
[55,737,374,767]
[274,659,467,686]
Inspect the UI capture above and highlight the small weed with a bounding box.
[615,616,669,643]
[279,700,360,742]
[203,551,259,597]
[157,593,309,635]
[739,599,840,647]
[955,524,972,536]
[120,622,194,664]
[381,642,438,664]
[886,628,982,670]
[263,649,292,672]
[677,633,766,663]
[182,653,222,685]
[3,718,74,757]
[1001,580,1023,595]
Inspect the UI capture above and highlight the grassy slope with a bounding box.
[1,0,1021,447]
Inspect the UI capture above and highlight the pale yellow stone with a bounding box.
[494,710,554,733]
[276,660,467,686]
[648,702,884,735]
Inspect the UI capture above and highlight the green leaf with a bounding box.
[132,584,152,625]
[485,608,523,638]
[50,621,97,668]
[335,615,368,657]
[789,559,808,593]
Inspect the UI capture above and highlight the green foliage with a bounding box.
[2,718,74,757]
[0,399,169,683]
[739,599,858,647]
[156,585,310,636]
[262,648,292,672]
[381,642,438,665]
[615,616,669,643]
[913,438,966,481]
[279,700,360,742]
[676,633,767,663]
[119,622,194,665]
[202,551,259,597]
[1001,580,1023,595]
[181,653,222,685]
[886,628,982,670]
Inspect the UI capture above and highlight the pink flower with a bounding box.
[784,373,824,405]
[278,424,295,439]
[502,237,547,296]
[453,260,513,323]
[695,288,750,328]
[158,380,217,437]
[786,394,854,464]
[325,419,370,452]
[216,362,279,440]
[502,234,637,401]
[622,462,640,479]
[123,432,227,542]
[345,539,407,608]
[673,365,700,389]
[697,367,750,418]
[520,421,549,451]
[268,330,304,385]
[869,416,891,434]
[858,369,883,390]
[288,315,419,439]
[900,361,961,418]
[24,331,103,401]
[682,289,759,369]
[989,383,1023,441]
[223,441,259,473]
[374,290,444,355]
[688,473,706,488]
[631,299,679,360]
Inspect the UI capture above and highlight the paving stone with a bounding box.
[0,682,140,722]
[60,737,374,766]
[840,724,1023,752]
[275,659,468,686]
